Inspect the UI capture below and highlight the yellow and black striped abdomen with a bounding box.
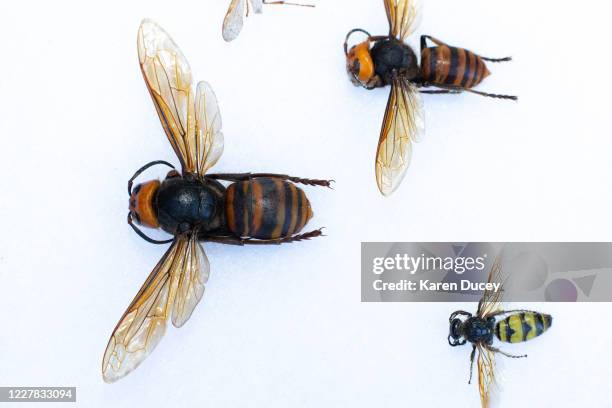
[420,46,490,89]
[495,312,552,343]
[225,178,313,240]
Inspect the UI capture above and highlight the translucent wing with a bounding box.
[249,0,264,13]
[222,0,264,42]
[193,82,224,176]
[101,234,209,382]
[223,0,246,42]
[172,234,210,327]
[477,256,504,318]
[375,78,424,196]
[102,240,181,383]
[384,0,420,41]
[477,344,497,408]
[137,19,197,174]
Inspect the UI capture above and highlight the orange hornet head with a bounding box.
[128,180,160,228]
[344,29,378,88]
[346,40,375,87]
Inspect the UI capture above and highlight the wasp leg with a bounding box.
[206,173,333,188]
[203,228,324,246]
[468,344,477,384]
[486,344,527,359]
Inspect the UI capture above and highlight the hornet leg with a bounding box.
[464,88,518,101]
[420,89,462,95]
[206,173,333,188]
[479,55,512,63]
[203,229,324,246]
[418,84,516,100]
[420,35,450,51]
[420,35,512,62]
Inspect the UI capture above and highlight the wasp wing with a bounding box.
[223,0,246,42]
[138,19,199,174]
[477,344,498,408]
[102,234,209,382]
[384,0,421,41]
[375,78,424,196]
[193,81,224,176]
[477,255,504,318]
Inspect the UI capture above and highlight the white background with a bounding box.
[0,0,611,407]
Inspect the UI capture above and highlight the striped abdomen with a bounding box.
[420,46,490,89]
[225,178,313,240]
[495,312,552,343]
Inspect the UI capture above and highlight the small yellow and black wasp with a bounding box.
[101,19,330,383]
[344,0,516,196]
[448,258,552,407]
[222,0,313,42]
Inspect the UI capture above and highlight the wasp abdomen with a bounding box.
[420,46,490,89]
[225,178,313,240]
[495,312,552,343]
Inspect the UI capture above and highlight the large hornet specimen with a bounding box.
[344,0,517,196]
[102,19,330,383]
[448,257,552,407]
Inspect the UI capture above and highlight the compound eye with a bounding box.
[450,318,462,338]
[132,211,141,224]
[351,58,361,77]
[132,184,142,194]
